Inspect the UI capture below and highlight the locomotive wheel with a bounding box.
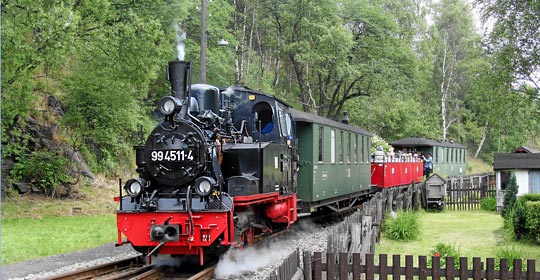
[241,228,254,246]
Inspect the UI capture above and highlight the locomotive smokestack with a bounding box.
[167,60,192,118]
[341,111,349,124]
[168,60,191,100]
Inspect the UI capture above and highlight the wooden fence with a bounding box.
[446,173,496,210]
[266,184,424,280]
[303,252,539,280]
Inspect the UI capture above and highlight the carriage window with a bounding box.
[354,135,358,163]
[361,136,366,163]
[318,126,324,162]
[330,129,336,163]
[340,131,344,163]
[347,133,352,163]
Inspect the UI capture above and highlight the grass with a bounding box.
[2,215,117,264]
[467,156,493,174]
[1,178,120,264]
[376,210,540,264]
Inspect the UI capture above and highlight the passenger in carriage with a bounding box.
[373,146,385,162]
[387,147,395,162]
[422,152,433,177]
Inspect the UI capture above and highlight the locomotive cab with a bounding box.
[220,88,297,197]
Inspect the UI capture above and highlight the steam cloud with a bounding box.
[175,24,187,61]
[214,221,321,279]
[214,243,292,279]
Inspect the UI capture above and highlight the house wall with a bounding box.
[515,170,529,195]
[495,170,531,211]
[495,170,530,195]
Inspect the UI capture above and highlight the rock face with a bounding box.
[2,95,95,195]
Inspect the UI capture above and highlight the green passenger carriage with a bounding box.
[390,137,467,178]
[291,109,373,215]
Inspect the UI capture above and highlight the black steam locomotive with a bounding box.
[116,60,298,265]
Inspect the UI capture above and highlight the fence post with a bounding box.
[513,258,522,279]
[392,255,401,279]
[446,256,455,279]
[499,258,509,279]
[419,255,428,279]
[379,254,388,279]
[313,251,322,280]
[432,255,441,280]
[327,252,336,280]
[352,253,361,280]
[360,215,372,261]
[460,257,469,279]
[473,257,482,279]
[486,258,495,279]
[339,253,348,280]
[406,255,414,278]
[527,259,536,280]
[303,251,312,280]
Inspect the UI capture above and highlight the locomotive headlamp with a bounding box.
[194,176,216,197]
[158,96,182,116]
[125,178,146,197]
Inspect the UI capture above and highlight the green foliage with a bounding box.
[428,243,462,269]
[525,201,540,243]
[494,246,527,271]
[370,134,390,154]
[383,210,420,241]
[511,199,528,240]
[479,0,540,93]
[519,194,540,202]
[480,196,497,211]
[502,174,518,218]
[11,151,72,197]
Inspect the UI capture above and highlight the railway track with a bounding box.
[44,256,217,280]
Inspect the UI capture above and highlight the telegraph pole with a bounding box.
[200,0,207,83]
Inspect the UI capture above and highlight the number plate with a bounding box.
[150,149,194,162]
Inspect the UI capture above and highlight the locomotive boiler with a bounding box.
[116,60,298,265]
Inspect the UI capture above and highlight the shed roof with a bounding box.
[390,137,467,149]
[514,146,539,153]
[493,153,540,170]
[290,108,372,136]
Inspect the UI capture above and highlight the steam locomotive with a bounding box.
[116,60,298,265]
[116,60,466,265]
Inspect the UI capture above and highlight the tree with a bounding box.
[476,0,540,93]
[430,0,481,141]
[502,174,518,218]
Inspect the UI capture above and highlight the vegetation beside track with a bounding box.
[1,180,119,264]
[377,210,540,265]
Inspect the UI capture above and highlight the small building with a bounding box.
[493,146,540,210]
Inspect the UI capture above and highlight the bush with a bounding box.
[495,246,526,271]
[502,174,518,218]
[383,210,420,241]
[11,151,72,197]
[480,196,497,211]
[512,199,528,240]
[428,243,462,269]
[520,194,540,202]
[525,201,540,243]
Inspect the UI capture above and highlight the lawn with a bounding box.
[1,182,119,264]
[376,210,540,262]
[1,215,118,264]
